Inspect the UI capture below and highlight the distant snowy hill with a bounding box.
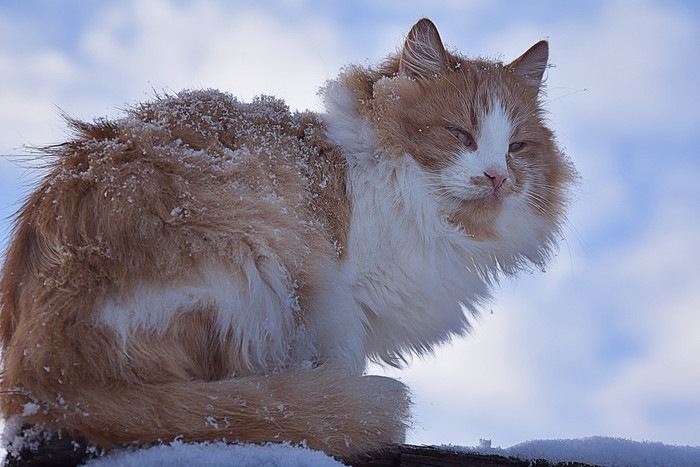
[454,437,700,467]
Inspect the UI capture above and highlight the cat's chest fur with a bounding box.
[342,158,489,365]
[320,87,494,366]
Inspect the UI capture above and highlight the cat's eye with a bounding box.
[448,128,475,149]
[509,142,525,153]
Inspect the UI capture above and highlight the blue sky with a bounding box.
[1,0,699,449]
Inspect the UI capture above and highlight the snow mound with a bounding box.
[84,441,345,467]
[449,436,700,467]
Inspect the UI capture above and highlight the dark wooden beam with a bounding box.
[347,444,601,467]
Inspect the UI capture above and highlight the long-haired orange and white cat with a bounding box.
[0,18,575,461]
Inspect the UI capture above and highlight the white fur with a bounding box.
[97,257,305,373]
[476,100,512,175]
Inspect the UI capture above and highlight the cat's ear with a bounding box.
[508,40,549,86]
[399,18,450,79]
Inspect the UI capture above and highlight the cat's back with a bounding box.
[34,90,316,222]
[1,91,340,325]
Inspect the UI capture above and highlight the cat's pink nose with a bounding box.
[485,169,508,190]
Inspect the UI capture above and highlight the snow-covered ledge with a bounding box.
[3,436,700,466]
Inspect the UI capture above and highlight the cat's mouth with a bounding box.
[436,170,517,203]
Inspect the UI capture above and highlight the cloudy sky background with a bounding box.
[1,0,698,450]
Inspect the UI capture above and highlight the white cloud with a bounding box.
[549,0,700,137]
[77,0,344,112]
[584,164,700,444]
[0,35,80,152]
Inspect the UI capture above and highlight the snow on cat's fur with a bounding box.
[0,19,575,461]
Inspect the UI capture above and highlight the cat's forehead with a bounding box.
[453,57,527,91]
[378,63,527,117]
[441,61,539,117]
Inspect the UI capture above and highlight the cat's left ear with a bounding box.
[508,40,549,86]
[399,18,450,79]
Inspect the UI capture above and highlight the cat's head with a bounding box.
[327,19,576,253]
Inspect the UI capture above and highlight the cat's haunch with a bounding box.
[0,18,575,461]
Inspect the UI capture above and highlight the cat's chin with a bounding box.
[447,188,510,205]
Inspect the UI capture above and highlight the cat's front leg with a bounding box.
[305,262,368,374]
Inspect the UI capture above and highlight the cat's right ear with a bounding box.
[399,18,450,79]
[508,40,549,87]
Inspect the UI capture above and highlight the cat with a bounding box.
[0,18,576,461]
